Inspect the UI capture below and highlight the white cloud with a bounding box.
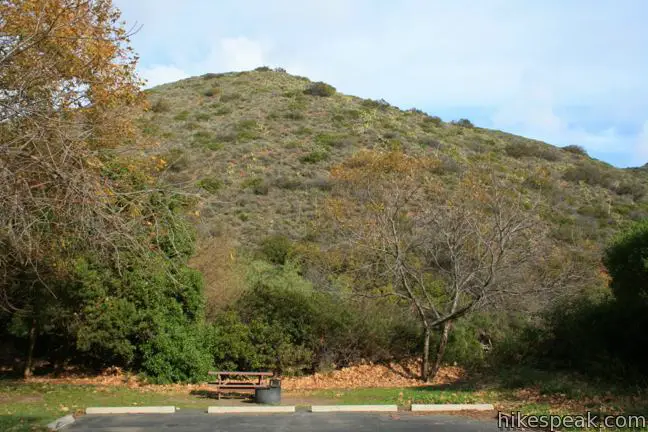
[114,0,648,166]
[635,121,648,161]
[139,65,189,89]
[219,37,266,71]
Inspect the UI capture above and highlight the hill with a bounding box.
[139,68,648,297]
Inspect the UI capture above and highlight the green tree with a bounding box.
[604,219,648,306]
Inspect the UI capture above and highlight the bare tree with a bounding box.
[328,150,545,381]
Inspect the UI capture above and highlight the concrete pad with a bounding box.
[310,405,398,412]
[85,406,176,414]
[411,403,495,412]
[47,414,75,430]
[207,406,296,414]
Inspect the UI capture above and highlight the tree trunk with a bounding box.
[421,326,431,382]
[23,318,37,379]
[431,321,452,379]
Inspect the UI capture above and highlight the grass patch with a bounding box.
[0,381,211,431]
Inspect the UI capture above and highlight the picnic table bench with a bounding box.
[208,371,275,400]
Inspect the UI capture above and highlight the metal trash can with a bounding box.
[255,379,281,404]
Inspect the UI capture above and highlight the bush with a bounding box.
[615,181,646,200]
[452,118,474,128]
[562,145,588,156]
[201,73,219,80]
[605,220,648,306]
[304,81,336,97]
[220,93,242,103]
[241,177,268,195]
[301,149,329,163]
[196,177,223,194]
[421,116,442,129]
[562,163,612,188]
[274,67,287,73]
[505,143,560,161]
[151,99,171,113]
[173,110,189,121]
[361,99,390,110]
[254,66,272,72]
[203,86,220,97]
[260,235,293,265]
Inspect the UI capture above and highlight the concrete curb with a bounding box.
[47,414,75,430]
[411,403,495,412]
[310,405,398,413]
[85,406,176,414]
[207,406,296,414]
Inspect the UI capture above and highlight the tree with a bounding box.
[604,219,648,307]
[328,150,544,380]
[0,0,149,376]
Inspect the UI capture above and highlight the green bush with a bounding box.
[196,177,223,194]
[605,219,648,306]
[260,235,293,265]
[421,116,442,129]
[173,110,190,121]
[203,87,219,97]
[562,145,588,156]
[505,143,560,161]
[304,81,336,97]
[220,93,242,103]
[301,149,329,163]
[254,66,272,72]
[452,118,474,128]
[151,99,171,113]
[562,163,612,188]
[361,99,390,110]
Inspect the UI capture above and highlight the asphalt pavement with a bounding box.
[67,411,504,431]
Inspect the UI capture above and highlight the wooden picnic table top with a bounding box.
[208,371,274,376]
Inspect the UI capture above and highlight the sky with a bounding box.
[114,0,648,168]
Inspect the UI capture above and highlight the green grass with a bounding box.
[0,381,212,431]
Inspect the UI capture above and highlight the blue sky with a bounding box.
[114,0,648,168]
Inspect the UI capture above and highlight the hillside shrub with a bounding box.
[562,163,612,188]
[203,87,220,97]
[505,143,560,161]
[220,93,242,103]
[260,235,294,265]
[274,67,287,73]
[254,66,272,72]
[197,177,223,194]
[173,110,190,121]
[301,149,329,163]
[151,99,171,113]
[562,145,588,156]
[615,181,646,200]
[452,118,474,128]
[421,116,442,129]
[361,99,390,110]
[304,82,336,97]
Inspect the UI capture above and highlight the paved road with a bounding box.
[68,411,502,431]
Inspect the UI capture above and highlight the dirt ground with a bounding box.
[23,360,463,392]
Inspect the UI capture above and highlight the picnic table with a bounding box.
[208,371,275,400]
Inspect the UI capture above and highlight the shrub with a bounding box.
[315,133,356,148]
[615,181,646,200]
[196,177,223,193]
[241,177,268,195]
[562,145,588,156]
[421,116,442,128]
[274,67,287,73]
[301,149,329,163]
[194,112,211,121]
[254,66,272,72]
[562,163,612,188]
[151,99,171,113]
[605,220,648,306]
[452,118,474,128]
[203,86,220,97]
[201,73,219,80]
[274,176,302,190]
[220,93,242,103]
[215,106,232,116]
[260,235,293,265]
[407,107,425,115]
[163,149,190,172]
[361,99,390,110]
[174,110,190,121]
[505,143,560,161]
[284,111,305,120]
[304,81,336,97]
[419,137,443,149]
